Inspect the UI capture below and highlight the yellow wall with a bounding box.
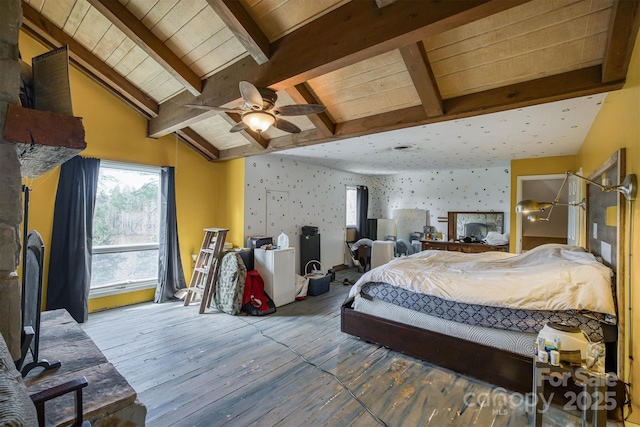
[216,159,245,248]
[19,32,244,312]
[576,32,640,421]
[511,32,640,419]
[509,155,577,249]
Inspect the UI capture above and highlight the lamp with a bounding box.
[516,170,637,222]
[241,111,275,133]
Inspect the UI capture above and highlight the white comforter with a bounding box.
[349,244,615,316]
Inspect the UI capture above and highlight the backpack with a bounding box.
[213,252,247,315]
[241,270,276,316]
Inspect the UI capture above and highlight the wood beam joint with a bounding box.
[284,84,335,137]
[149,0,532,137]
[213,66,624,161]
[176,128,219,160]
[399,42,443,117]
[206,0,270,65]
[601,0,640,83]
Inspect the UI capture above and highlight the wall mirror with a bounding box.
[447,212,504,241]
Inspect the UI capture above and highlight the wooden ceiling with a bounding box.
[20,0,640,162]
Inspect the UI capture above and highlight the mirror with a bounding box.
[447,211,504,242]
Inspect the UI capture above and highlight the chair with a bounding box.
[31,377,91,427]
[357,245,371,272]
[345,239,372,272]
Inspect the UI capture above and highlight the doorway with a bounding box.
[515,174,581,253]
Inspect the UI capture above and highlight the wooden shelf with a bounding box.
[3,104,86,178]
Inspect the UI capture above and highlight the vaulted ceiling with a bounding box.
[20,0,640,164]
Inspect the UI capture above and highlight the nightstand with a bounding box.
[532,359,611,427]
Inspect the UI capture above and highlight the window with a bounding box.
[90,161,161,296]
[346,186,357,227]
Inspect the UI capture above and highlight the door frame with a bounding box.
[514,173,565,254]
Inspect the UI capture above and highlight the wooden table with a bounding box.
[23,309,146,426]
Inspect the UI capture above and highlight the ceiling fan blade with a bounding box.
[186,104,245,113]
[274,118,301,134]
[229,122,249,133]
[272,104,326,116]
[239,81,264,111]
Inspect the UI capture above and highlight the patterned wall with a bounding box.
[244,155,365,273]
[368,167,511,241]
[245,156,511,271]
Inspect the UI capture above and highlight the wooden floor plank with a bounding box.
[81,269,613,427]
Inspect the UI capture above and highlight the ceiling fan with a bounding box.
[186,81,326,134]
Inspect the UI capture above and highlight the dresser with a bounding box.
[421,240,509,253]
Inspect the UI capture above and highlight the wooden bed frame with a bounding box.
[340,296,532,393]
[341,296,624,420]
[341,150,630,421]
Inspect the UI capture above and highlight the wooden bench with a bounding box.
[23,309,146,426]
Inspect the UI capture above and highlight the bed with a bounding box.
[341,148,631,420]
[341,244,624,418]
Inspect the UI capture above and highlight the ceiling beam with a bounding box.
[87,0,202,96]
[220,129,317,159]
[601,0,640,83]
[21,1,159,117]
[214,66,625,161]
[175,128,219,160]
[149,0,532,138]
[285,84,335,138]
[375,0,400,8]
[206,0,270,65]
[399,42,443,117]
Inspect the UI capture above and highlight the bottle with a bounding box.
[277,232,289,249]
[554,336,561,351]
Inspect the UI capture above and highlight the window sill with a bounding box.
[89,281,156,299]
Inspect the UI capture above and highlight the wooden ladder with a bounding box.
[183,228,228,314]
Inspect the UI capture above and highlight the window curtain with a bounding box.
[356,185,369,239]
[155,166,186,303]
[46,156,100,323]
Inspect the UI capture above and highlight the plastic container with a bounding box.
[305,260,330,296]
[277,232,289,249]
[537,322,588,359]
[307,274,330,296]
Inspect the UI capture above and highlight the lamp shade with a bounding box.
[242,111,275,133]
[515,199,553,213]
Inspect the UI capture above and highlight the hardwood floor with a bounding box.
[82,271,612,426]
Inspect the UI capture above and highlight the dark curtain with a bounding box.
[155,166,186,303]
[46,156,100,323]
[356,186,369,239]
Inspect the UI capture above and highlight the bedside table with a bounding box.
[532,359,612,427]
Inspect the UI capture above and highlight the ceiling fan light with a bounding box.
[242,111,275,133]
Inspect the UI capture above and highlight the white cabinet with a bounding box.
[254,248,296,307]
